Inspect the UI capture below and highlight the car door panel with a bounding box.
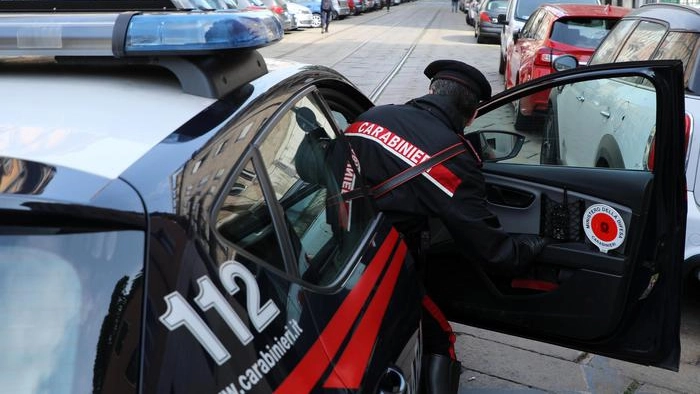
[430,60,686,370]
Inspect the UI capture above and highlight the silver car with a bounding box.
[287,1,314,28]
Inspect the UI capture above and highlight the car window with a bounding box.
[652,31,700,88]
[0,230,144,394]
[514,0,542,21]
[615,20,667,62]
[521,8,543,38]
[216,94,374,286]
[589,18,636,64]
[534,12,553,40]
[550,17,620,49]
[467,72,658,171]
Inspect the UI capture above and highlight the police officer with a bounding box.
[339,60,548,393]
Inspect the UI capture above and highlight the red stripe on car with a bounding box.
[273,229,400,393]
[323,240,408,388]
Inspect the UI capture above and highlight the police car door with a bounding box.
[425,60,686,370]
[232,83,423,393]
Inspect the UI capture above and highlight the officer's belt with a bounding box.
[339,142,466,202]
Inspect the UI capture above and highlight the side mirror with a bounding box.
[552,55,578,72]
[497,13,507,24]
[464,130,525,162]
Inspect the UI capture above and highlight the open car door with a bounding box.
[425,60,686,370]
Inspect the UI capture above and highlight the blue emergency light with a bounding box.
[0,10,284,57]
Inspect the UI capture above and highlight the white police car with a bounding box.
[0,1,690,393]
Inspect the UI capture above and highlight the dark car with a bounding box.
[544,3,700,288]
[0,0,689,392]
[474,0,507,43]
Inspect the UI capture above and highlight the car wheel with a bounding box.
[476,31,485,43]
[331,10,338,20]
[311,13,321,28]
[498,52,505,75]
[540,104,560,165]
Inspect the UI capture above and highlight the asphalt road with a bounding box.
[259,2,700,392]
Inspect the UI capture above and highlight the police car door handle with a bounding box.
[600,110,610,118]
[576,95,585,102]
[377,366,407,394]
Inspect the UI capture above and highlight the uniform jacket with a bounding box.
[337,94,526,274]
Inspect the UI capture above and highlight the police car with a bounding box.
[0,0,688,393]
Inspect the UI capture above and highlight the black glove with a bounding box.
[513,234,550,271]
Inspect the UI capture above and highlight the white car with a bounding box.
[287,1,314,28]
[542,3,700,286]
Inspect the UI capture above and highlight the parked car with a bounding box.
[288,0,322,27]
[287,1,314,28]
[346,0,356,15]
[496,0,601,74]
[261,0,295,30]
[474,0,507,43]
[0,1,690,393]
[352,0,366,14]
[332,0,351,19]
[466,0,481,26]
[540,3,700,286]
[505,3,629,127]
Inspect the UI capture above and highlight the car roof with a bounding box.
[627,3,700,32]
[0,64,216,180]
[541,3,629,19]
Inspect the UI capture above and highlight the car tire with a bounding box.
[331,10,338,20]
[311,13,322,28]
[498,52,505,74]
[540,104,560,165]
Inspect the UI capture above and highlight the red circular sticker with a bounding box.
[590,213,618,242]
[583,204,627,252]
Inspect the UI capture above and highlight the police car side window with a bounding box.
[255,95,373,286]
[216,160,288,272]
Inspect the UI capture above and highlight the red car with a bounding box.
[505,3,629,129]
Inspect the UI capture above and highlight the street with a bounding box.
[260,1,700,392]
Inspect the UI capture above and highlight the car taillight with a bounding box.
[534,48,557,67]
[271,5,284,14]
[646,113,692,171]
[480,12,490,22]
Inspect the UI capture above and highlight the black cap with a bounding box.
[424,60,492,101]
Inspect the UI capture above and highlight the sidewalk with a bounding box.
[453,314,700,394]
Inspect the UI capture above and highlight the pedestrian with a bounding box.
[326,60,548,393]
[386,0,390,11]
[321,0,332,33]
[451,0,458,12]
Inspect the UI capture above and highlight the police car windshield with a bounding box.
[0,230,144,393]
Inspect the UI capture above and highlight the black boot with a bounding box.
[421,354,461,394]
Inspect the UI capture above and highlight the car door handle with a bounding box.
[576,96,585,102]
[377,366,407,394]
[600,110,610,118]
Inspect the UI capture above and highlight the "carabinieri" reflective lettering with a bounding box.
[345,121,462,196]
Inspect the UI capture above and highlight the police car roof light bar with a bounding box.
[0,10,284,57]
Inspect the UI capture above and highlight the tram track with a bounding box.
[263,1,444,102]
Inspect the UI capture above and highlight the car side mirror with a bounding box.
[497,13,507,24]
[464,130,525,162]
[553,55,578,72]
